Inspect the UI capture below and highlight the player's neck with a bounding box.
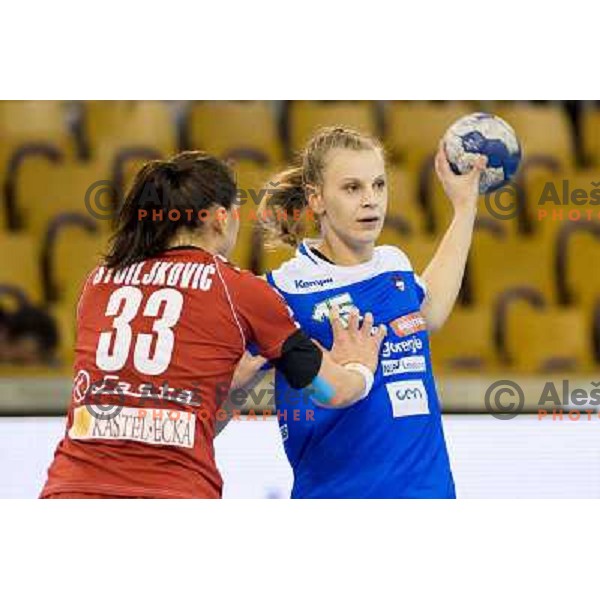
[315,236,374,266]
[167,231,222,256]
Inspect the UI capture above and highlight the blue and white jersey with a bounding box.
[266,239,456,499]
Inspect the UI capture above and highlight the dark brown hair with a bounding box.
[104,151,237,269]
[259,126,383,248]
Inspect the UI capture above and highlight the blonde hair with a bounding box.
[259,126,383,248]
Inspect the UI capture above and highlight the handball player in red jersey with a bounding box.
[40,151,385,499]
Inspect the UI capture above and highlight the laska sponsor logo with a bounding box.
[295,277,334,290]
[390,311,427,337]
[68,405,195,448]
[82,374,201,407]
[382,336,423,358]
[381,356,427,376]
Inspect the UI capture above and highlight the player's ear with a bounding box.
[306,184,325,216]
[210,206,229,235]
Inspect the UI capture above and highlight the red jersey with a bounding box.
[41,247,299,498]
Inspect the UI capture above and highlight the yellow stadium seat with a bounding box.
[0,193,6,231]
[0,102,76,216]
[560,225,600,307]
[288,101,378,153]
[49,303,77,368]
[84,100,177,161]
[430,307,497,373]
[494,103,574,170]
[234,160,276,215]
[229,161,275,270]
[385,166,424,235]
[506,305,592,372]
[0,101,71,145]
[581,106,600,166]
[385,101,473,170]
[377,226,430,259]
[426,171,523,236]
[188,101,282,164]
[16,159,113,236]
[52,228,110,307]
[0,288,26,314]
[259,243,296,275]
[228,220,257,271]
[0,233,42,302]
[112,153,162,198]
[390,236,437,274]
[469,235,555,305]
[420,175,455,235]
[524,170,600,241]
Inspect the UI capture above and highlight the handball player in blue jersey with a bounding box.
[251,126,486,498]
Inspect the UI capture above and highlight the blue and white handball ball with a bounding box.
[443,112,522,194]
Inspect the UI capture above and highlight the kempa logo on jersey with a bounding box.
[390,312,427,337]
[294,277,334,290]
[68,405,196,448]
[382,336,423,358]
[381,356,426,376]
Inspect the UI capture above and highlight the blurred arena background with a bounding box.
[1,100,600,498]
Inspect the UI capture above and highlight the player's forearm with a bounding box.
[310,353,372,409]
[421,205,477,331]
[330,368,368,408]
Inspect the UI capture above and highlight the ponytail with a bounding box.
[259,165,309,249]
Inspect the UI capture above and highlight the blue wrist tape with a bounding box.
[305,375,336,405]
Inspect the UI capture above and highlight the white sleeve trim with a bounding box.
[213,256,246,354]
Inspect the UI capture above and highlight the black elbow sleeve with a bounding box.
[271,330,323,389]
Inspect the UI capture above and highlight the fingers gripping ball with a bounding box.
[443,112,522,194]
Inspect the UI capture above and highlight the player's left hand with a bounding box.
[231,352,268,390]
[434,141,487,214]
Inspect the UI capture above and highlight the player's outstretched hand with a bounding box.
[434,141,486,213]
[328,307,387,373]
